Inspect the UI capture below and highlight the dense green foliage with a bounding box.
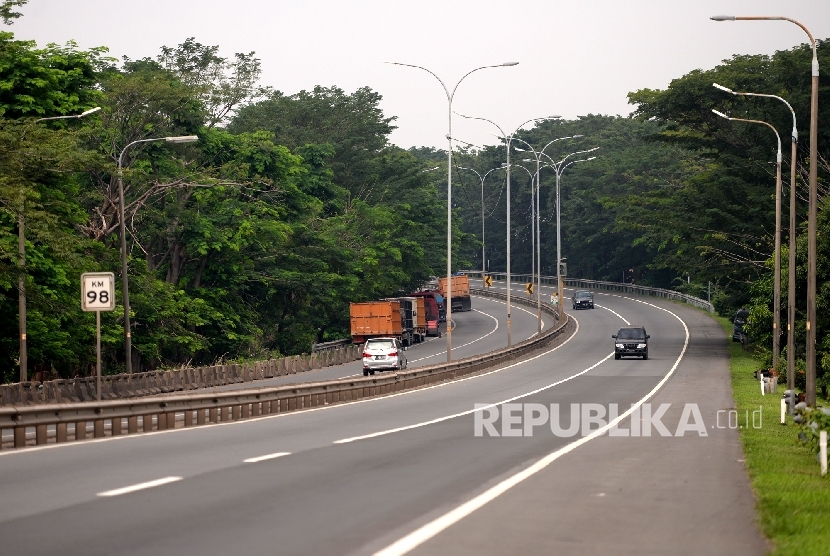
[0,32,446,381]
[421,40,828,397]
[1,9,828,400]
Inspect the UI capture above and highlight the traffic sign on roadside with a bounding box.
[483,275,492,287]
[81,272,115,402]
[81,272,115,312]
[525,282,534,295]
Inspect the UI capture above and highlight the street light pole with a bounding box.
[711,13,819,406]
[713,83,798,389]
[540,148,599,320]
[712,109,783,371]
[457,166,503,277]
[117,135,198,373]
[456,113,559,345]
[387,62,518,362]
[17,107,101,382]
[516,134,584,333]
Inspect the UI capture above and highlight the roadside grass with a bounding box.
[715,316,830,556]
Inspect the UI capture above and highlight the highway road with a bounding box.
[208,292,552,391]
[0,282,766,555]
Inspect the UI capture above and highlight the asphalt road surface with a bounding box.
[207,292,553,391]
[0,282,766,555]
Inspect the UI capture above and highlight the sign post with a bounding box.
[81,272,115,402]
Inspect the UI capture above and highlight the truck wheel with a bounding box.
[615,354,620,360]
[369,369,375,376]
[643,350,648,360]
[363,369,369,376]
[438,331,443,338]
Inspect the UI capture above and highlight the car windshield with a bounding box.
[366,340,394,350]
[575,291,592,298]
[617,328,645,340]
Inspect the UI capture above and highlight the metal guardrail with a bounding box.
[312,339,352,353]
[463,271,715,313]
[1,345,363,407]
[0,291,570,450]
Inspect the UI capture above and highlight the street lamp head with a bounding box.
[502,62,520,66]
[711,109,730,120]
[712,83,734,93]
[80,107,101,117]
[165,135,199,144]
[710,15,736,21]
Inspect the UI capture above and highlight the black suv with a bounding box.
[572,290,594,309]
[613,326,650,359]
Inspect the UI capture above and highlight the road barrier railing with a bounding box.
[464,271,715,313]
[0,290,570,450]
[0,344,364,407]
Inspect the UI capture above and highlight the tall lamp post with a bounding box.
[713,83,798,393]
[456,112,559,345]
[516,134,584,332]
[117,135,198,373]
[712,109,783,371]
[457,166,503,276]
[17,106,101,381]
[711,14,818,407]
[387,62,518,362]
[540,148,599,320]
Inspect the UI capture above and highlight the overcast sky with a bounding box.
[12,1,830,149]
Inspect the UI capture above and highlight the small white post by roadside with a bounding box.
[820,430,827,476]
[780,398,786,425]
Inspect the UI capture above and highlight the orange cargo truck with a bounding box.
[350,301,415,345]
[438,275,472,312]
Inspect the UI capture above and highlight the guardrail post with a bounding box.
[94,419,104,438]
[165,412,176,429]
[56,422,67,442]
[14,426,25,448]
[209,407,218,423]
[127,416,138,434]
[75,421,86,440]
[112,417,122,436]
[36,424,47,445]
[232,405,242,421]
[141,415,152,433]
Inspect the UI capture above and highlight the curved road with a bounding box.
[0,285,765,555]
[208,292,552,391]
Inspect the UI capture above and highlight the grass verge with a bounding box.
[715,316,830,555]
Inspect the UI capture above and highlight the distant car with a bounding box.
[572,290,595,310]
[613,326,650,359]
[362,337,407,375]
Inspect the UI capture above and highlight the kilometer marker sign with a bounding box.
[81,272,115,402]
[81,272,115,312]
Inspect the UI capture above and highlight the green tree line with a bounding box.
[423,39,828,395]
[0,28,448,381]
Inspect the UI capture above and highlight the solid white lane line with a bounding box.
[374,298,689,556]
[595,304,629,325]
[97,476,182,497]
[334,348,609,444]
[334,299,624,444]
[409,309,498,363]
[372,297,690,556]
[243,452,291,463]
[1,298,573,458]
